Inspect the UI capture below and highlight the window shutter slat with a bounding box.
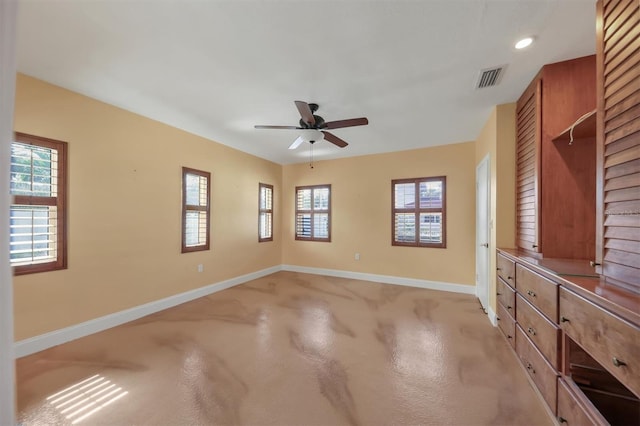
[392,177,446,248]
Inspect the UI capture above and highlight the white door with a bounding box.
[476,155,490,313]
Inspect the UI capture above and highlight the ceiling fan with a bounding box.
[255,101,368,149]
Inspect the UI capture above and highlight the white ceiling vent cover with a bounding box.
[476,65,507,89]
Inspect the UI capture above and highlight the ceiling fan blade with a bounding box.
[289,136,305,150]
[324,117,368,129]
[254,125,301,130]
[295,101,316,126]
[322,131,348,148]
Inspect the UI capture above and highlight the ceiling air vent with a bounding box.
[476,65,506,89]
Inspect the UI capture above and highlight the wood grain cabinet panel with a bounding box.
[516,294,561,370]
[497,303,516,349]
[497,253,516,287]
[515,264,559,323]
[597,0,640,294]
[557,378,608,426]
[516,79,541,254]
[515,55,597,259]
[559,287,640,398]
[516,325,559,414]
[497,277,516,314]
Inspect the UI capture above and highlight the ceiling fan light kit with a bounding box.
[255,100,368,151]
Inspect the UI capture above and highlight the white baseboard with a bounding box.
[15,264,476,358]
[281,264,475,295]
[14,265,282,358]
[488,307,498,326]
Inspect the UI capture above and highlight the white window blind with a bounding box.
[295,185,331,241]
[10,134,67,274]
[259,183,273,242]
[182,168,210,252]
[392,177,446,248]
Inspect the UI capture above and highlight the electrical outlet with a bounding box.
[197,264,204,273]
[355,253,360,261]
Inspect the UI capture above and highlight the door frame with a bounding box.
[476,154,491,315]
[0,1,18,424]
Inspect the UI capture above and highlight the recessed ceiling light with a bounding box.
[515,37,534,50]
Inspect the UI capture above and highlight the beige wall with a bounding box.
[13,74,282,340]
[13,74,487,341]
[282,142,477,286]
[475,103,516,312]
[495,104,516,250]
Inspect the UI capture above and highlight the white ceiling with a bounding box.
[16,0,596,165]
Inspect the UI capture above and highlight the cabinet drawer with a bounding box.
[516,294,561,370]
[559,287,640,398]
[497,253,515,287]
[497,302,515,348]
[516,264,558,323]
[557,378,607,426]
[497,277,516,315]
[516,325,558,414]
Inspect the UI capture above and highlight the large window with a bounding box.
[182,167,210,253]
[10,133,68,275]
[295,185,331,242]
[392,176,446,248]
[259,183,273,242]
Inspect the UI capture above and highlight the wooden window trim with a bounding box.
[295,184,331,242]
[259,182,273,242]
[181,167,211,253]
[12,132,68,275]
[391,176,446,248]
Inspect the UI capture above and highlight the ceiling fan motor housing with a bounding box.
[300,115,325,129]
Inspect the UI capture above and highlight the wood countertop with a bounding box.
[498,248,640,326]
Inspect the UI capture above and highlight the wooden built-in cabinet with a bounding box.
[496,252,564,416]
[496,250,640,424]
[595,0,640,294]
[516,56,597,259]
[500,1,640,422]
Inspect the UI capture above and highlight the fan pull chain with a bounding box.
[310,141,314,169]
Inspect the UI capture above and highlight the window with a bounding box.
[259,183,273,242]
[10,132,68,275]
[295,185,331,242]
[182,167,210,253]
[392,176,446,248]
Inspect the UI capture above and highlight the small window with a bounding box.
[182,167,210,253]
[259,183,273,242]
[10,132,68,275]
[295,184,331,242]
[392,176,446,248]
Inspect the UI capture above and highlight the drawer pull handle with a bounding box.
[560,316,570,323]
[507,276,513,281]
[532,244,538,248]
[497,267,502,271]
[589,261,601,267]
[612,357,627,367]
[526,363,535,374]
[558,416,567,423]
[526,290,536,297]
[497,292,502,296]
[507,335,512,339]
[527,327,536,336]
[507,305,512,310]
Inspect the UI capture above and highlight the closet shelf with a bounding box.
[553,109,596,142]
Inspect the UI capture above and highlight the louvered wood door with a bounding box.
[516,77,542,254]
[597,0,640,292]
